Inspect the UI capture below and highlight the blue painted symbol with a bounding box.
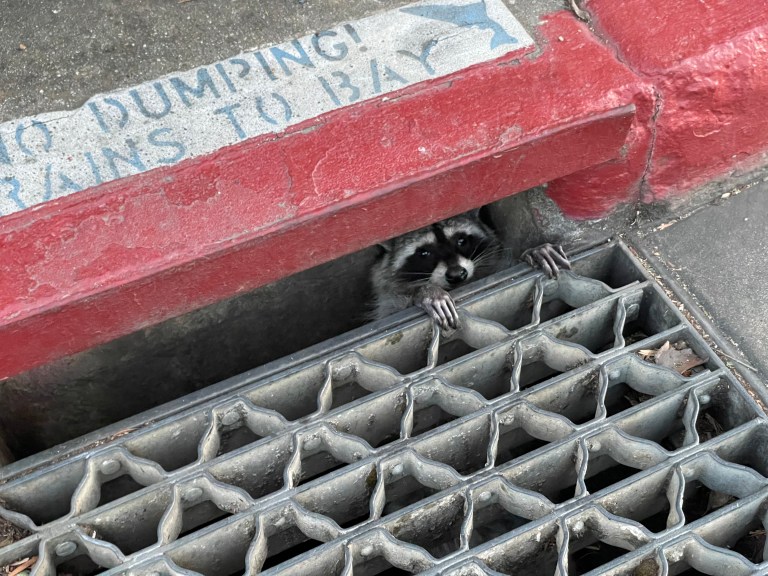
[400,2,517,49]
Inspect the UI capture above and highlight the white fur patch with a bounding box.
[441,221,484,239]
[430,262,449,288]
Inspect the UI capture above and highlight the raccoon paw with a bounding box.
[415,285,460,330]
[522,243,571,279]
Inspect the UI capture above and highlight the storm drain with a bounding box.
[2,240,768,576]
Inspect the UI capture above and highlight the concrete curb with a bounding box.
[548,0,768,214]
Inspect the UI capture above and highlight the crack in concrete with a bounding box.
[574,11,665,205]
[638,87,663,203]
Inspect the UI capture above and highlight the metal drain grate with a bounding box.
[2,240,767,576]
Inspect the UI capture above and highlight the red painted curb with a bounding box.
[0,12,643,379]
[550,0,768,208]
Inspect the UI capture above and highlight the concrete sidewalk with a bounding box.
[634,175,768,385]
[1,0,410,123]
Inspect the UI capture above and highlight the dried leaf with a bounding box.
[655,341,706,374]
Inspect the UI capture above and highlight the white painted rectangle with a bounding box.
[0,0,533,216]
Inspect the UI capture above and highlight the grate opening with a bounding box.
[510,451,578,504]
[383,474,440,516]
[540,299,576,323]
[673,565,716,575]
[98,474,145,507]
[552,308,618,355]
[486,534,559,575]
[91,500,165,555]
[616,396,688,450]
[436,347,513,400]
[584,246,647,289]
[729,524,767,565]
[390,494,463,558]
[464,280,535,331]
[626,289,682,338]
[269,546,346,576]
[168,517,255,576]
[356,326,432,375]
[495,425,549,466]
[471,502,532,546]
[209,442,290,499]
[714,425,768,477]
[247,366,325,421]
[658,404,730,452]
[520,360,563,390]
[584,455,642,494]
[412,404,460,437]
[124,418,204,472]
[331,380,374,409]
[635,507,671,534]
[531,372,600,425]
[619,557,660,576]
[695,383,756,439]
[296,466,376,529]
[299,451,347,485]
[333,403,404,449]
[469,364,513,400]
[604,383,656,417]
[55,552,104,576]
[0,477,79,526]
[217,425,263,456]
[598,474,676,535]
[354,556,414,575]
[179,500,232,539]
[569,536,630,575]
[681,482,737,525]
[419,418,491,477]
[262,525,325,572]
[0,517,32,551]
[435,339,478,366]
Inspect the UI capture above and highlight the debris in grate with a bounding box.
[638,340,707,375]
[2,241,768,576]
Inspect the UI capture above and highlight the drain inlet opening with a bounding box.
[389,493,464,558]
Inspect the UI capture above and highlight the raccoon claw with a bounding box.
[522,243,571,279]
[416,285,460,330]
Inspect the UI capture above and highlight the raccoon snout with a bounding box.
[446,265,469,285]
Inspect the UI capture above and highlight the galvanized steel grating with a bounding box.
[2,240,768,575]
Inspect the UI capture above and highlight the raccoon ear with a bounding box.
[376,241,393,254]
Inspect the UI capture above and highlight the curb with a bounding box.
[548,0,768,214]
[0,9,640,379]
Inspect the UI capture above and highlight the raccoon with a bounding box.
[370,210,570,329]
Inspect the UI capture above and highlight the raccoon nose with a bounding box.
[446,265,468,285]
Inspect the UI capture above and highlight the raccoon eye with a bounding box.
[418,248,432,258]
[454,234,471,248]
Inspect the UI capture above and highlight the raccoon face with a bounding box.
[393,220,495,290]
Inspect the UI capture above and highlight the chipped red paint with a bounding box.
[551,0,768,205]
[0,12,644,379]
